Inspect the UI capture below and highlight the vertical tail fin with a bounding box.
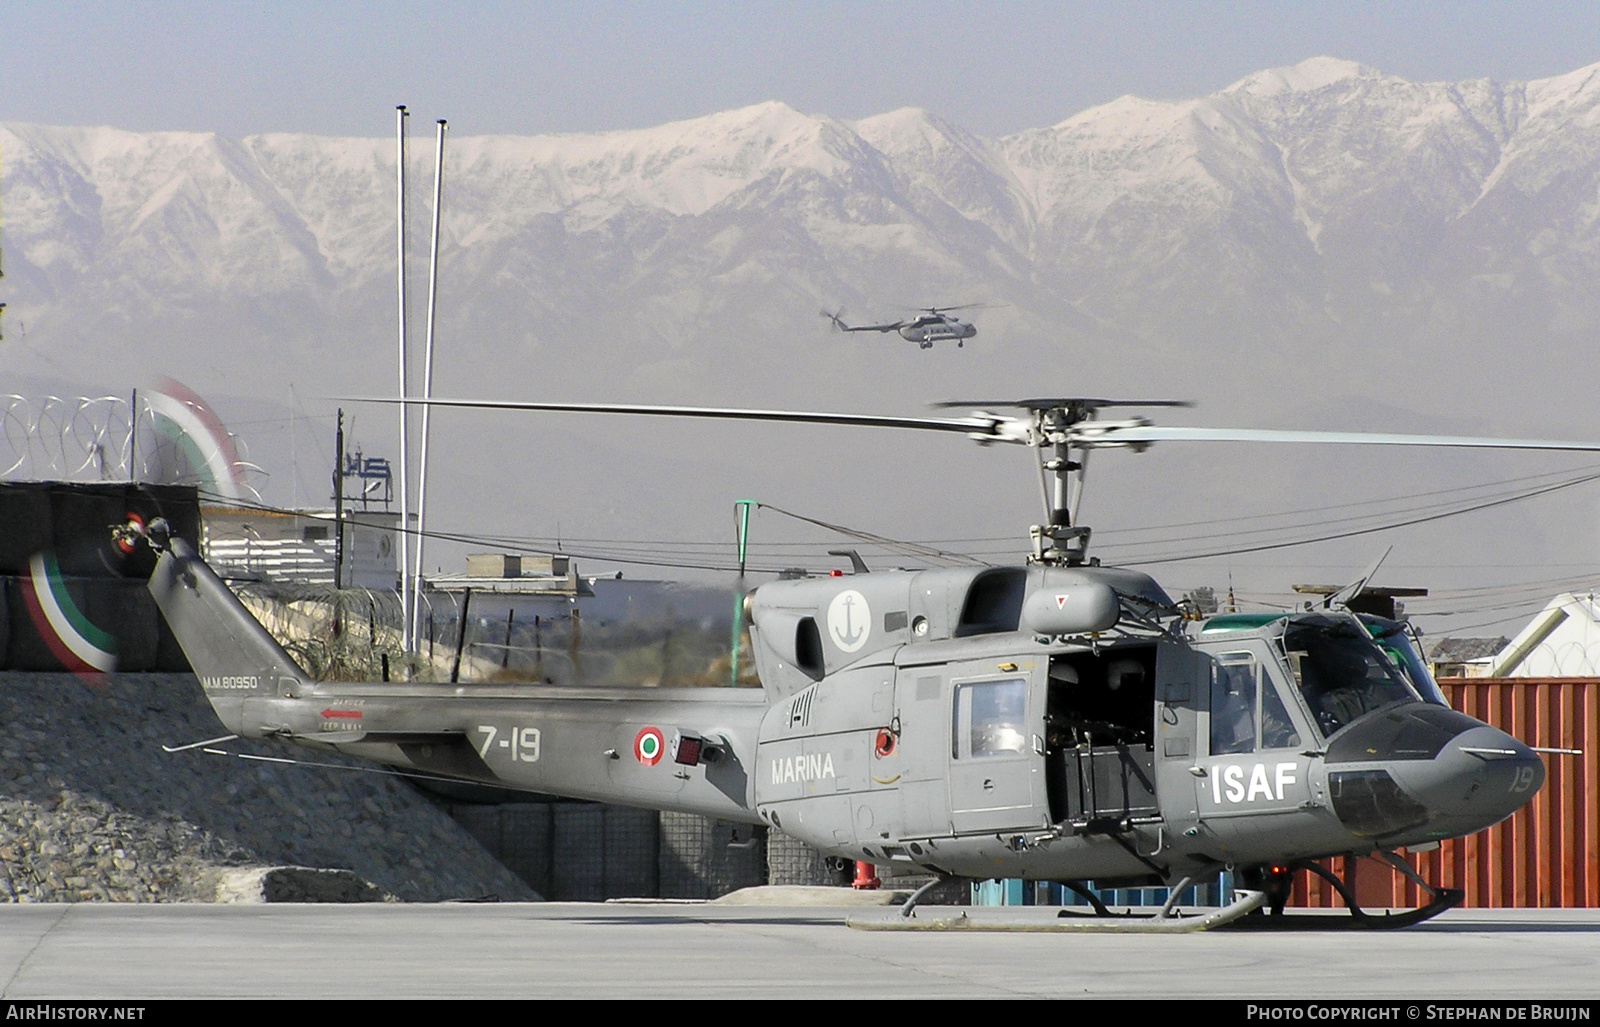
[146,531,309,732]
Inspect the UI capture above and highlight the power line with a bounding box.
[1093,461,1600,540]
[1117,470,1600,566]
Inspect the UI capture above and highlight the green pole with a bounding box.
[730,499,754,686]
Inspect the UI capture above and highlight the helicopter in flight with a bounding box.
[822,306,981,349]
[138,395,1595,928]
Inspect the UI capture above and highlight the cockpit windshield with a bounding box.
[1280,615,1420,739]
[1362,617,1450,707]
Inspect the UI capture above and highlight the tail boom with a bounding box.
[147,535,764,820]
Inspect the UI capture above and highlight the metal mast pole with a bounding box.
[394,105,413,653]
[411,119,447,650]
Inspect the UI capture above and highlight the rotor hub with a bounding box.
[935,398,1184,565]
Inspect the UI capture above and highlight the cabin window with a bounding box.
[953,568,1027,637]
[953,679,1029,759]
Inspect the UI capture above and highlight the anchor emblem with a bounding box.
[826,589,872,654]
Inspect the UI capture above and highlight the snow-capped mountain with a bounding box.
[6,58,1598,403]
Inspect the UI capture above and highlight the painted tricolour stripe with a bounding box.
[144,377,251,502]
[23,552,116,673]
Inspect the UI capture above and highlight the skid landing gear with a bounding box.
[1295,853,1462,929]
[852,852,1463,933]
[852,864,1269,933]
[1225,854,1463,930]
[850,889,1266,933]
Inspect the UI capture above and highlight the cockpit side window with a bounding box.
[1365,618,1450,707]
[1260,676,1302,750]
[1209,653,1257,756]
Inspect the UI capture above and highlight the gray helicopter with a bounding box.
[823,306,980,348]
[139,396,1595,928]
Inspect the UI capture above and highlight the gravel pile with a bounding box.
[0,672,538,902]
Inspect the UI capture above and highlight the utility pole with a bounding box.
[333,408,345,590]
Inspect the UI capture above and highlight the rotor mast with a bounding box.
[1029,402,1095,566]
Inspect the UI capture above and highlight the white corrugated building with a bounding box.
[1486,592,1600,677]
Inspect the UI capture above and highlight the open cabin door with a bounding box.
[1043,645,1161,827]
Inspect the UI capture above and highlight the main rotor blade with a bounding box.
[345,397,1002,435]
[1098,426,1600,452]
[936,398,1192,411]
[343,398,1600,453]
[903,302,1003,313]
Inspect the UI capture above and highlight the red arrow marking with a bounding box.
[321,709,363,719]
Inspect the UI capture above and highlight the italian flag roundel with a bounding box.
[634,726,665,766]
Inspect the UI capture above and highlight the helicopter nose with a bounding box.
[1324,706,1544,843]
[1386,725,1545,839]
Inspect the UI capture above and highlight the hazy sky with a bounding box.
[3,1,1597,138]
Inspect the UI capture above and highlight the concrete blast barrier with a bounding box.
[0,484,53,574]
[766,829,851,887]
[440,801,769,901]
[553,804,607,901]
[0,482,200,673]
[658,810,765,899]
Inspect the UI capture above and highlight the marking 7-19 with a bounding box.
[475,725,541,763]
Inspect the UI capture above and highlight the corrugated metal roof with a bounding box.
[1427,636,1511,662]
